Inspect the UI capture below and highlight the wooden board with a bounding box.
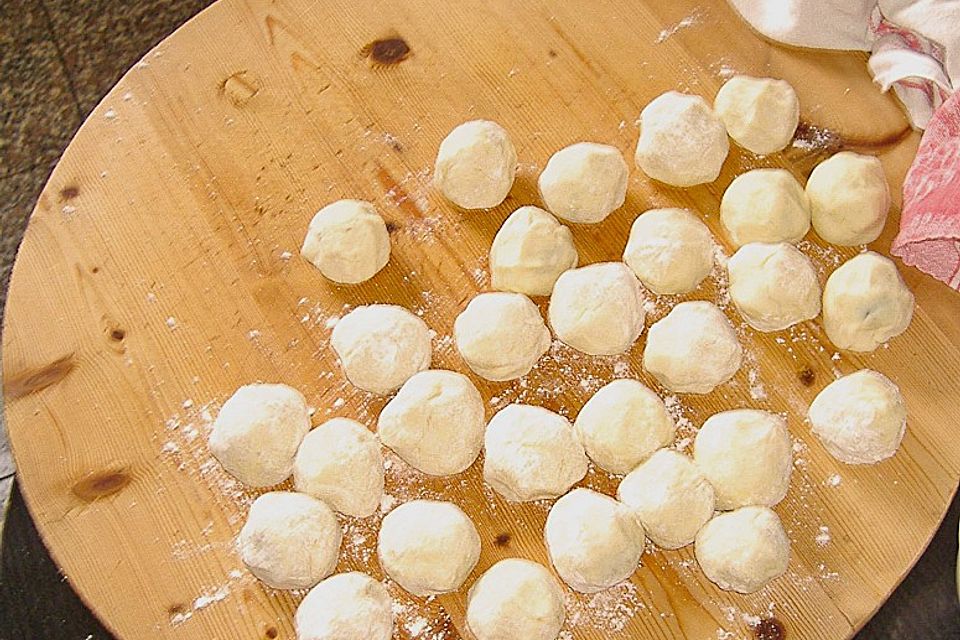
[4,0,960,638]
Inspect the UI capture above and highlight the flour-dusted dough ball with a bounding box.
[807,152,891,245]
[549,262,646,356]
[484,404,588,502]
[377,500,480,596]
[454,292,551,381]
[330,304,432,394]
[238,491,341,590]
[300,199,390,284]
[466,559,565,640]
[728,242,821,332]
[695,506,790,593]
[538,142,629,224]
[296,572,393,640]
[694,409,792,510]
[623,208,715,295]
[434,120,517,209]
[378,369,485,475]
[822,251,914,352]
[490,206,579,296]
[294,418,384,517]
[635,91,730,187]
[617,449,715,549]
[643,301,742,394]
[574,379,675,474]
[544,488,645,593]
[714,76,799,155]
[720,169,811,248]
[209,383,310,487]
[808,370,906,464]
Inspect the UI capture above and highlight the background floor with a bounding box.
[0,1,958,638]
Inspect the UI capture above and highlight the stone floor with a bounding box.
[0,1,958,638]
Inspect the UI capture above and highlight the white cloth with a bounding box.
[728,0,960,128]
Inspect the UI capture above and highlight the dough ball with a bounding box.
[238,491,341,590]
[544,488,645,593]
[822,251,914,352]
[484,404,588,502]
[378,369,485,475]
[720,169,810,247]
[377,500,480,596]
[549,262,646,355]
[454,292,551,381]
[635,91,729,187]
[728,242,821,332]
[300,199,390,284]
[623,208,715,295]
[642,301,742,394]
[714,76,799,155]
[694,506,790,594]
[808,369,906,464]
[330,304,432,394]
[694,409,792,510]
[466,559,565,640]
[618,449,715,549]
[294,418,384,518]
[209,383,310,487]
[807,151,891,245]
[434,120,517,209]
[538,142,629,224]
[574,379,675,474]
[490,206,579,296]
[295,572,393,640]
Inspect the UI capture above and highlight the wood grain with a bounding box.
[3,0,959,638]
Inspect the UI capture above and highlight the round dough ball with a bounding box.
[808,369,906,464]
[623,208,715,295]
[574,379,676,474]
[694,409,792,510]
[454,292,551,381]
[490,206,578,296]
[238,491,341,590]
[544,488,645,593]
[720,169,810,247]
[695,506,790,594]
[434,120,517,209]
[635,91,729,187]
[714,76,799,155]
[378,369,485,475]
[294,418,384,518]
[296,572,393,640]
[209,383,310,487]
[538,142,629,224]
[330,304,432,394]
[484,404,588,502]
[822,251,914,352]
[728,242,821,332]
[549,262,646,356]
[300,199,390,284]
[807,151,891,245]
[377,500,480,596]
[466,559,565,640]
[643,301,742,394]
[618,449,715,549]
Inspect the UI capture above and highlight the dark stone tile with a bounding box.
[0,1,81,177]
[0,162,53,326]
[42,0,214,115]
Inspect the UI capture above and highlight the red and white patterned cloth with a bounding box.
[892,90,960,288]
[727,0,960,289]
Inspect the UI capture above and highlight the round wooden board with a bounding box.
[4,0,960,638]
